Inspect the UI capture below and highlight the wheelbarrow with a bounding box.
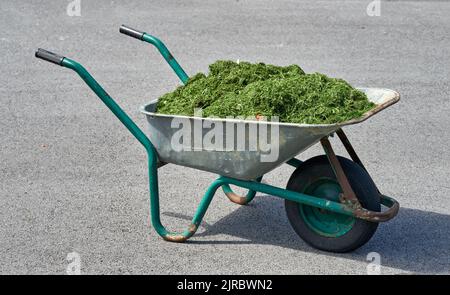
[34,25,400,253]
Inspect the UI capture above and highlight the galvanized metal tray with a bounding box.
[141,87,400,180]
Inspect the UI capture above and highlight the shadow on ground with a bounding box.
[164,195,450,274]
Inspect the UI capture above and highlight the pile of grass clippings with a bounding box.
[156,60,375,124]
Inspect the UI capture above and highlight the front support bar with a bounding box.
[321,130,400,222]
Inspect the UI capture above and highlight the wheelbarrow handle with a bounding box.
[119,24,189,84]
[35,50,155,155]
[119,25,145,40]
[35,48,65,66]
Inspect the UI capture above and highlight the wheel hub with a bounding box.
[299,178,355,237]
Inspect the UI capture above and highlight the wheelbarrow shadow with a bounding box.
[163,195,450,274]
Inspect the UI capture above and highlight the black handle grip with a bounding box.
[119,25,145,40]
[35,48,65,65]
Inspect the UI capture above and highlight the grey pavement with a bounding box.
[1,0,449,274]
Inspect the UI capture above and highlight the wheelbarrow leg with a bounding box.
[221,176,262,205]
[222,157,302,205]
[147,151,224,242]
[35,50,220,243]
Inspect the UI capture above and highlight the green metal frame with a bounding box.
[35,28,398,243]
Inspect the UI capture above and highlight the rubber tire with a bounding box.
[285,155,380,253]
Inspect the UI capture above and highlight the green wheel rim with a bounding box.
[298,178,355,237]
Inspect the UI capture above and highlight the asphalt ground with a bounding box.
[1,0,449,274]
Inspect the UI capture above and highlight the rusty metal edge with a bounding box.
[224,191,249,205]
[352,195,400,222]
[320,137,361,206]
[162,224,198,243]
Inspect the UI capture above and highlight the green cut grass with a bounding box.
[156,60,375,124]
